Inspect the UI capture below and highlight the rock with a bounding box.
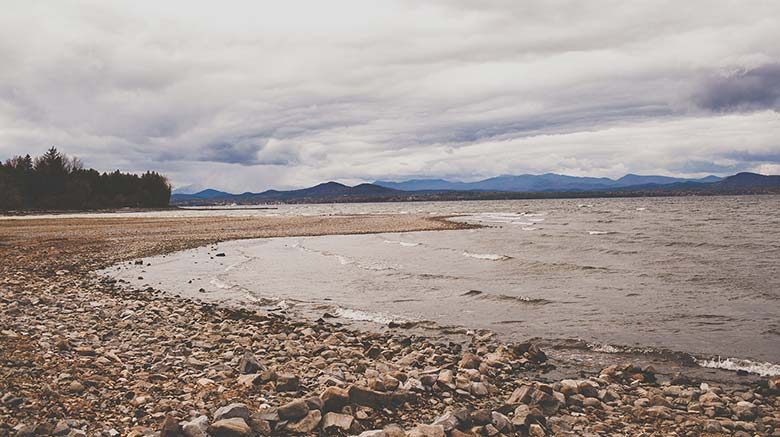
[734,401,758,421]
[582,397,602,409]
[432,411,459,431]
[67,381,85,394]
[470,409,492,426]
[321,386,350,412]
[236,373,262,388]
[645,406,672,420]
[407,424,445,437]
[321,412,354,432]
[528,423,545,436]
[459,353,482,369]
[285,410,321,433]
[558,379,579,396]
[275,374,300,392]
[437,369,454,388]
[491,411,512,433]
[531,388,560,415]
[13,424,36,437]
[470,381,489,396]
[507,385,535,405]
[159,416,180,437]
[278,399,310,421]
[238,351,264,374]
[52,420,71,436]
[214,403,251,422]
[181,416,209,437]
[304,396,324,411]
[704,420,722,433]
[577,380,599,398]
[511,342,547,363]
[349,385,389,409]
[209,418,251,437]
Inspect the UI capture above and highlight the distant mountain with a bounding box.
[375,173,723,192]
[170,188,232,203]
[718,172,780,187]
[170,172,780,206]
[172,182,404,205]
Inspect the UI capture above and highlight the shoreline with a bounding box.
[1,215,778,436]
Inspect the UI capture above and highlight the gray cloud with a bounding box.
[1,1,780,192]
[694,64,780,112]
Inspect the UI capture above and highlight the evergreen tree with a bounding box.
[0,148,171,210]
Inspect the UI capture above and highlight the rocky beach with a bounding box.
[1,214,779,437]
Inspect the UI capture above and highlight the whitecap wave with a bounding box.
[209,278,232,289]
[383,240,420,247]
[333,307,402,325]
[589,343,622,353]
[588,231,611,235]
[521,227,537,231]
[458,212,546,225]
[462,251,511,261]
[696,357,780,377]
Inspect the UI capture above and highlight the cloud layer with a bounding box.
[1,0,779,191]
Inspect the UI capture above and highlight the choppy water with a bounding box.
[103,196,780,378]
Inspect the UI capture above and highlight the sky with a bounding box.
[1,1,780,193]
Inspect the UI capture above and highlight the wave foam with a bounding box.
[383,240,420,247]
[462,251,511,261]
[696,357,780,377]
[333,307,402,325]
[209,278,232,290]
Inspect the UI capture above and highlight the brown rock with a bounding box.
[275,374,300,392]
[321,412,354,432]
[278,399,310,421]
[321,386,350,412]
[238,351,264,374]
[348,385,389,409]
[209,418,251,437]
[285,410,321,434]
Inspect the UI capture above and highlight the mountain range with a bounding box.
[373,173,722,192]
[170,172,780,205]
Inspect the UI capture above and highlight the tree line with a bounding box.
[0,147,171,210]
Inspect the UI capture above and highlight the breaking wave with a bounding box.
[333,307,406,325]
[383,240,420,247]
[696,357,780,377]
[462,251,511,261]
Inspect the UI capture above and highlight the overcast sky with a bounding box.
[1,1,780,192]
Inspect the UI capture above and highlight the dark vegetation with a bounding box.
[0,148,170,210]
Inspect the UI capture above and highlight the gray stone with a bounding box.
[181,415,209,437]
[213,403,251,422]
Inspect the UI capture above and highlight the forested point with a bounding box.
[0,147,171,210]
